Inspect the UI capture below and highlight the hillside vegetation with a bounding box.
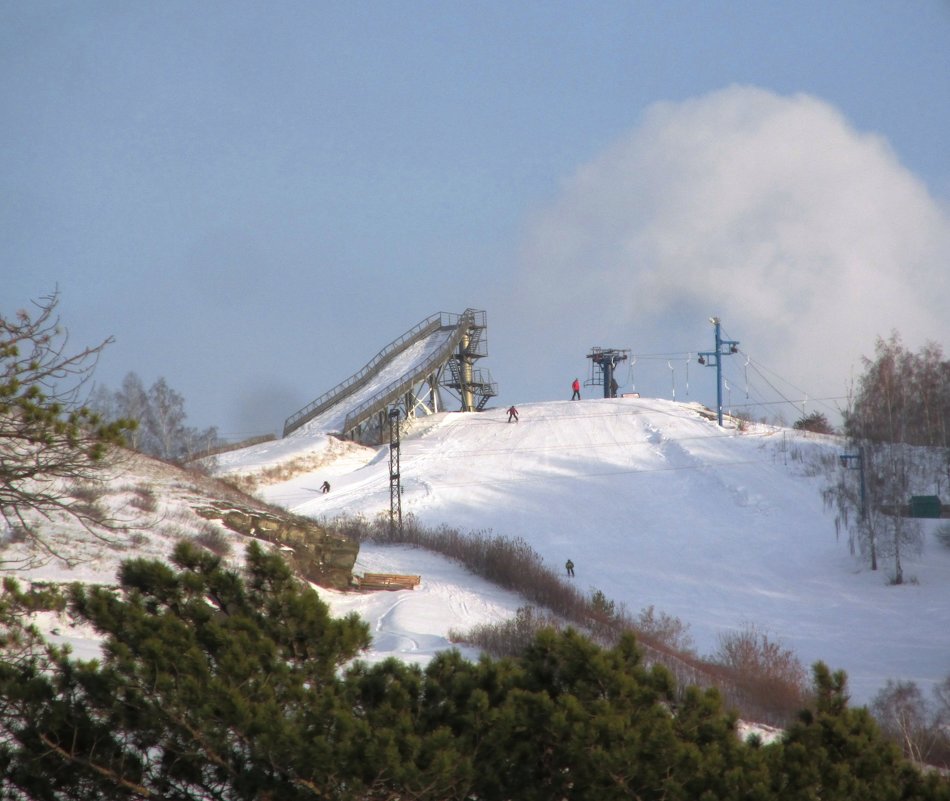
[2,540,949,801]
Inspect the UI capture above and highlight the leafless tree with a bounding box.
[92,371,220,462]
[870,444,923,584]
[147,377,189,460]
[114,371,150,451]
[829,333,938,582]
[871,679,947,766]
[845,332,950,448]
[714,622,808,721]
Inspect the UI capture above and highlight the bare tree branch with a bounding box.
[1,289,133,566]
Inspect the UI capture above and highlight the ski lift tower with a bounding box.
[697,317,739,426]
[586,347,630,398]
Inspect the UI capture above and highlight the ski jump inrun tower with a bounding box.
[282,309,497,444]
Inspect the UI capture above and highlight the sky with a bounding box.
[3,2,950,439]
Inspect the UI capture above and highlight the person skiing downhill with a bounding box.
[507,405,519,423]
[571,378,581,400]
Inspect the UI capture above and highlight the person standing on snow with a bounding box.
[507,405,519,423]
[565,559,575,577]
[571,378,581,400]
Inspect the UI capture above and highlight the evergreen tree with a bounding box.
[0,541,371,800]
[464,630,698,801]
[3,553,949,800]
[769,663,950,801]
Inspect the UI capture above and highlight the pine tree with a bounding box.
[769,662,948,801]
[3,557,949,800]
[0,541,371,800]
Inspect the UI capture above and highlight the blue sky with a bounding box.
[3,1,949,438]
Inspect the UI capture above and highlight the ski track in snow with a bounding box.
[221,397,950,704]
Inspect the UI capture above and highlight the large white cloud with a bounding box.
[514,86,950,418]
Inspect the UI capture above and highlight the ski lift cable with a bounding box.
[630,351,695,360]
[743,359,820,417]
[739,352,842,418]
[621,337,844,419]
[736,357,798,405]
[716,326,842,418]
[626,355,637,391]
[717,356,805,421]
[723,335,816,400]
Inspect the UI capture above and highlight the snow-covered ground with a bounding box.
[216,396,950,706]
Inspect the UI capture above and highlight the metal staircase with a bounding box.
[443,310,497,413]
[283,309,497,444]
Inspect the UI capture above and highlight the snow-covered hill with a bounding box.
[216,396,950,705]
[7,397,947,710]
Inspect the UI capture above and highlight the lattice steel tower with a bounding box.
[388,409,402,535]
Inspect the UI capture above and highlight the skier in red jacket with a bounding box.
[571,378,581,400]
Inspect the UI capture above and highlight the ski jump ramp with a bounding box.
[283,309,497,444]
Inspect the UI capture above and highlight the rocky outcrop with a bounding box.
[195,501,358,590]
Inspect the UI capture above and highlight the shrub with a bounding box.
[451,606,562,658]
[731,411,753,432]
[1,525,30,546]
[192,524,232,558]
[129,485,158,513]
[714,623,808,725]
[935,522,950,550]
[326,513,808,724]
[128,532,149,548]
[70,481,105,504]
[67,480,110,521]
[794,411,835,434]
[637,604,694,654]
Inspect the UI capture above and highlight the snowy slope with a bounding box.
[220,397,950,705]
